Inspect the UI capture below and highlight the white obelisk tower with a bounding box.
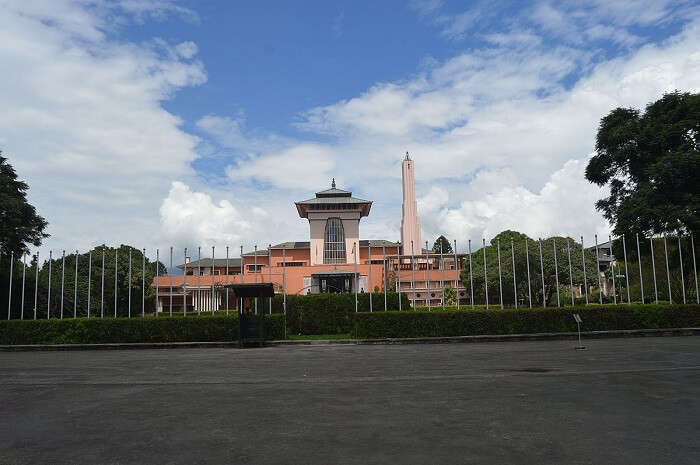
[401,152,421,256]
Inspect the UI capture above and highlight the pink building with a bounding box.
[153,158,468,312]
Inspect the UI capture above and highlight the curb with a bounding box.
[1,328,699,351]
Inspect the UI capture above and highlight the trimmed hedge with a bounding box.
[273,292,410,335]
[353,304,700,338]
[0,314,286,345]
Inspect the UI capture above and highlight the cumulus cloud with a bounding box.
[204,12,699,248]
[418,160,611,250]
[0,0,205,252]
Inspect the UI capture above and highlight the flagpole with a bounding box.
[114,248,118,318]
[383,243,387,311]
[650,237,658,303]
[183,247,188,316]
[440,241,445,310]
[454,239,459,310]
[468,239,474,309]
[197,246,201,315]
[225,246,229,315]
[354,242,358,312]
[691,233,698,304]
[212,245,216,314]
[525,239,532,308]
[622,235,631,304]
[169,246,173,316]
[268,244,272,315]
[397,243,402,312]
[581,237,588,305]
[411,240,415,309]
[141,248,145,317]
[283,247,287,337]
[21,253,26,320]
[609,235,616,305]
[425,241,430,311]
[511,240,517,309]
[34,251,39,320]
[60,250,65,319]
[594,234,602,304]
[663,234,672,303]
[553,239,560,307]
[678,234,686,304]
[368,242,373,312]
[100,249,104,317]
[87,250,91,318]
[538,239,545,308]
[567,239,574,306]
[497,240,503,309]
[128,248,132,318]
[47,250,52,319]
[7,251,13,319]
[482,238,488,309]
[74,250,78,318]
[155,249,159,315]
[636,234,644,304]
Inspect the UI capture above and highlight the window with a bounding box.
[278,261,304,267]
[324,217,346,264]
[247,264,263,272]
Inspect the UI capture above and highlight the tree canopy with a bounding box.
[432,235,453,254]
[0,153,48,255]
[585,91,700,237]
[460,230,598,307]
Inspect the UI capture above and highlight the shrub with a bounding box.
[271,292,410,334]
[353,304,700,339]
[0,314,287,345]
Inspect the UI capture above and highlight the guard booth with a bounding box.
[228,283,274,348]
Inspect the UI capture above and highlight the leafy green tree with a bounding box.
[432,235,453,254]
[585,91,700,238]
[1,153,49,318]
[0,153,48,255]
[17,245,166,319]
[460,230,598,307]
[443,285,457,305]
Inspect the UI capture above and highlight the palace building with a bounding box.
[153,154,467,312]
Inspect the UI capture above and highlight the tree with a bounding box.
[0,153,48,255]
[460,230,599,307]
[432,235,453,254]
[585,91,700,238]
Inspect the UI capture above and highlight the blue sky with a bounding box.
[1,0,699,256]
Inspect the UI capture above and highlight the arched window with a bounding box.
[324,218,346,264]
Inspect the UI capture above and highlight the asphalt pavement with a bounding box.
[1,337,699,464]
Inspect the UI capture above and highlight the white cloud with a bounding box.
[226,143,336,191]
[0,0,205,253]
[419,159,611,250]
[160,181,255,247]
[212,16,700,247]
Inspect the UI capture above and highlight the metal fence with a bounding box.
[2,232,698,320]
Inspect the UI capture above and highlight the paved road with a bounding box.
[1,337,699,464]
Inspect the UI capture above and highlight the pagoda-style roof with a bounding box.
[295,178,372,218]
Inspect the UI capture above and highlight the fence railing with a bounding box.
[1,232,698,320]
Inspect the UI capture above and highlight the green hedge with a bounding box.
[353,304,700,338]
[0,314,286,345]
[272,292,410,335]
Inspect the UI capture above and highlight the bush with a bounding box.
[353,304,700,339]
[0,314,287,345]
[271,292,410,335]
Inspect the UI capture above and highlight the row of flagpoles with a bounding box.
[3,232,699,320]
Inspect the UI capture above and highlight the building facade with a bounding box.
[153,157,468,312]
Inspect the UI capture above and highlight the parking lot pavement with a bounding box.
[1,336,699,464]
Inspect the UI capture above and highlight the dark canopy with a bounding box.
[225,283,275,298]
